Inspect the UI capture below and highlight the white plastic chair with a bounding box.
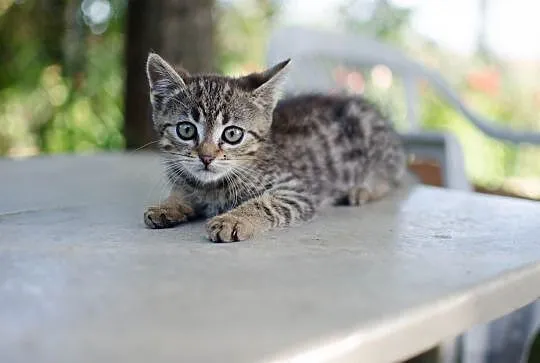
[266,26,540,363]
[266,26,540,192]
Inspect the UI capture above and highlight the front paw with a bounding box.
[206,214,255,243]
[144,205,189,229]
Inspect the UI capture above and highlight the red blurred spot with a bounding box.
[466,67,501,96]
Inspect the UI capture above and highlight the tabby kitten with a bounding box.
[144,53,406,242]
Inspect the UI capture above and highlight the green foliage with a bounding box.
[216,0,279,74]
[340,0,412,44]
[421,89,508,186]
[426,89,540,185]
[0,0,125,156]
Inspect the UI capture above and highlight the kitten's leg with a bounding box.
[347,180,391,206]
[346,147,404,207]
[206,191,316,242]
[144,190,195,229]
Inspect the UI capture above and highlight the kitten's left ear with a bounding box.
[240,59,291,107]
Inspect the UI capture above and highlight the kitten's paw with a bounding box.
[144,205,189,229]
[206,214,255,243]
[347,187,371,206]
[347,182,391,206]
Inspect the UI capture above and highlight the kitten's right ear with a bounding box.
[239,59,291,108]
[146,53,189,103]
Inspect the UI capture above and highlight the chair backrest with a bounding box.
[266,26,540,145]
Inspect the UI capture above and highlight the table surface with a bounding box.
[1,153,540,363]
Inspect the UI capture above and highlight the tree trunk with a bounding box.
[123,0,215,150]
[160,0,215,73]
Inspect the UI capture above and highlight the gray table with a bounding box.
[1,153,540,363]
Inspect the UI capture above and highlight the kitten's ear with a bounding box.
[146,52,189,104]
[240,59,291,107]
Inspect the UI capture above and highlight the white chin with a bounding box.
[192,168,225,183]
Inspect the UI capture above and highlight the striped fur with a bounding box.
[144,53,406,242]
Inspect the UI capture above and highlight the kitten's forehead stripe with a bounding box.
[191,106,200,122]
[221,113,230,125]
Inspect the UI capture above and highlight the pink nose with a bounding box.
[199,155,215,167]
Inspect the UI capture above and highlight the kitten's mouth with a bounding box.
[197,166,216,173]
[191,163,229,181]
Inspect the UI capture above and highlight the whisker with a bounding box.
[157,163,189,205]
[230,166,265,201]
[129,140,160,152]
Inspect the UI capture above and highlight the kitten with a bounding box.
[144,52,406,242]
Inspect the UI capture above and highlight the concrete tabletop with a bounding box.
[1,153,540,363]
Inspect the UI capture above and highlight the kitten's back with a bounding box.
[267,94,406,199]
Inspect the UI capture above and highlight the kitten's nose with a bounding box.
[199,155,215,167]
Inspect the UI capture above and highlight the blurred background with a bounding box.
[1,0,540,199]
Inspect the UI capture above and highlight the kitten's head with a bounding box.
[146,53,289,185]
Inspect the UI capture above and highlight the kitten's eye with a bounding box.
[176,122,197,141]
[222,126,244,145]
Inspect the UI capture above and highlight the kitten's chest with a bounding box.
[189,186,252,217]
[189,181,267,217]
[190,190,232,217]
